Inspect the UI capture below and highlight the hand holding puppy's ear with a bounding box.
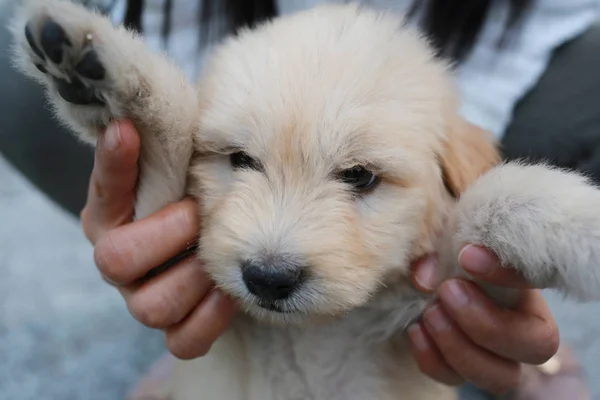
[85,120,236,360]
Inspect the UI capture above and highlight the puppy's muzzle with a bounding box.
[241,257,304,303]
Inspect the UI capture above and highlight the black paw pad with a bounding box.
[55,77,104,105]
[75,51,105,80]
[25,24,45,61]
[40,21,71,64]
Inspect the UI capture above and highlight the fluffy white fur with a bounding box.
[10,1,600,399]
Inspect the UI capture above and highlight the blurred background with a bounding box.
[1,0,600,399]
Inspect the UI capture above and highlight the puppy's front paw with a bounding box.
[452,162,600,303]
[11,0,198,219]
[25,18,106,105]
[11,0,148,142]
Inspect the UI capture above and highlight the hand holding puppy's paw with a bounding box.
[411,253,559,393]
[458,245,535,290]
[408,277,558,394]
[10,0,139,140]
[11,0,199,218]
[451,162,600,304]
[412,246,534,293]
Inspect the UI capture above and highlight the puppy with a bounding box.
[10,1,600,399]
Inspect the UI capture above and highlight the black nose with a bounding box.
[242,260,302,301]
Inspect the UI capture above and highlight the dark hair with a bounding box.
[122,0,533,63]
[408,0,533,62]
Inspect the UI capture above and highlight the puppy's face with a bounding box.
[190,5,498,323]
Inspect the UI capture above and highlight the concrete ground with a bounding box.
[0,156,164,400]
[1,154,599,400]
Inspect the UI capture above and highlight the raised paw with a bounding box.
[23,17,106,105]
[9,0,163,143]
[11,0,199,219]
[10,0,155,118]
[449,162,600,304]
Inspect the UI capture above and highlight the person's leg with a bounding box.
[0,3,93,218]
[503,23,600,181]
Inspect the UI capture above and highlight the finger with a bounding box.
[81,120,140,244]
[408,323,465,386]
[94,199,199,285]
[423,304,522,395]
[411,255,443,293]
[123,257,212,329]
[438,279,559,364]
[165,290,237,360]
[459,244,534,289]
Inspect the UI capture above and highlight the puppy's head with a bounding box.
[191,4,499,323]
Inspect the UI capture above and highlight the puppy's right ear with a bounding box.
[439,117,501,198]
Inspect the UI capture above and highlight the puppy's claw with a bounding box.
[55,76,104,105]
[24,24,45,61]
[75,51,105,80]
[40,20,71,64]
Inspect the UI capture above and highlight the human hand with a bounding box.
[81,119,237,359]
[407,245,560,394]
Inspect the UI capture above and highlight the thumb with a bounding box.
[458,245,534,290]
[81,119,140,243]
[411,254,444,293]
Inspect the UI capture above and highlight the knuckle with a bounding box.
[445,348,471,370]
[416,358,443,380]
[93,232,129,281]
[415,357,462,387]
[414,354,432,375]
[128,292,173,329]
[531,322,560,364]
[80,206,88,224]
[546,326,561,356]
[170,201,199,232]
[166,333,210,360]
[433,337,472,370]
[127,288,181,329]
[468,318,500,346]
[80,207,95,243]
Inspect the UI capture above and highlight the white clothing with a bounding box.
[105,0,600,138]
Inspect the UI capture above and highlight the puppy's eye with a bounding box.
[230,151,260,170]
[339,166,380,192]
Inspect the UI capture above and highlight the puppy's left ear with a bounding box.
[439,117,501,198]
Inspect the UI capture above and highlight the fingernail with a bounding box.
[424,305,451,332]
[103,120,121,150]
[440,280,469,309]
[458,244,499,275]
[414,256,440,291]
[407,324,429,351]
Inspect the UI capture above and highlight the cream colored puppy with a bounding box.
[10,1,600,399]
